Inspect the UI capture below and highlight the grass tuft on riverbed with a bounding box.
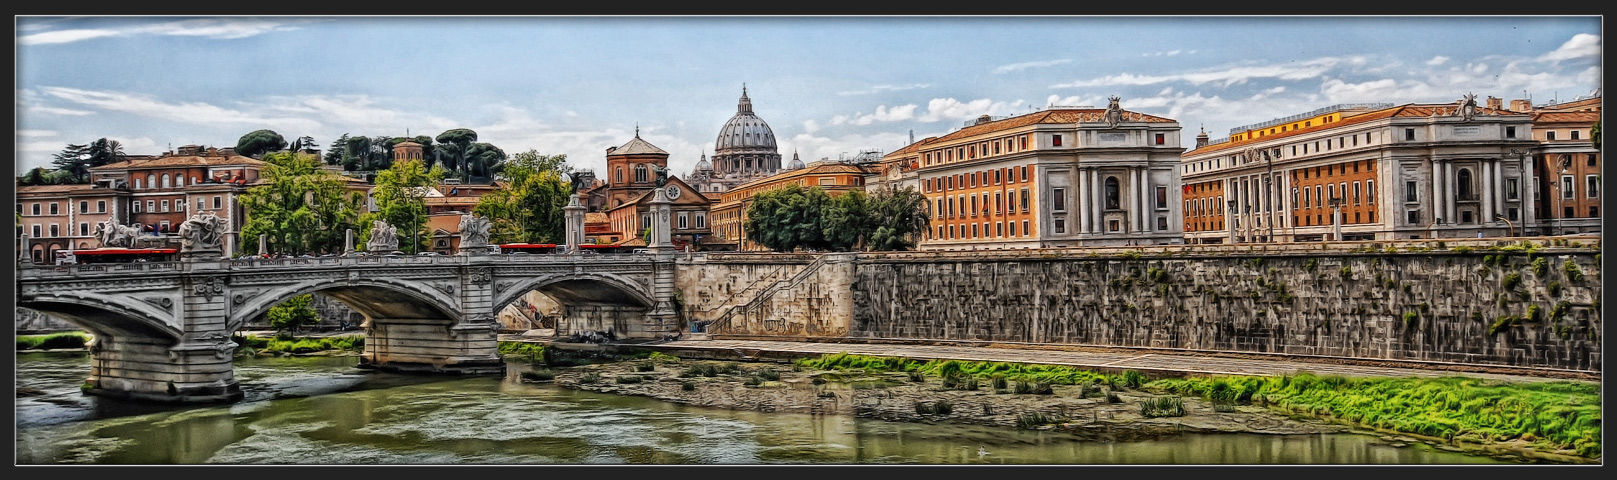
[795,353,1114,386]
[1148,373,1601,458]
[231,334,364,354]
[17,332,91,351]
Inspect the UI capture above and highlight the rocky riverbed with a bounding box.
[533,357,1347,443]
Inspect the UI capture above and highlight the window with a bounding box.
[642,214,651,229]
[970,173,977,188]
[1587,175,1600,198]
[160,200,170,212]
[1508,208,1519,221]
[1588,154,1598,167]
[1407,210,1420,224]
[1022,220,1029,236]
[78,201,88,214]
[1108,219,1120,232]
[1052,188,1066,212]
[1051,135,1062,147]
[1505,126,1516,138]
[1353,181,1361,204]
[696,213,706,229]
[1405,181,1418,202]
[161,174,171,188]
[97,200,106,213]
[1367,180,1376,204]
[1572,130,1581,140]
[49,203,58,215]
[1155,186,1168,210]
[1564,206,1575,218]
[49,224,59,237]
[958,197,965,217]
[1562,175,1575,199]
[134,179,142,189]
[615,167,624,184]
[1404,129,1415,141]
[1461,211,1473,224]
[950,225,956,239]
[1315,185,1323,207]
[1007,190,1016,212]
[213,196,222,209]
[159,221,170,233]
[1020,188,1030,213]
[1104,177,1120,209]
[146,174,155,188]
[1155,133,1165,145]
[30,203,39,216]
[937,199,945,219]
[1456,169,1473,199]
[132,201,142,213]
[995,192,1003,214]
[1157,216,1168,231]
[996,222,1003,237]
[634,164,648,183]
[31,224,40,238]
[1547,131,1557,141]
[677,213,688,229]
[971,196,979,216]
[1010,221,1017,237]
[1591,206,1599,217]
[1327,184,1336,204]
[994,169,1002,185]
[972,224,979,238]
[198,199,206,211]
[1054,219,1065,234]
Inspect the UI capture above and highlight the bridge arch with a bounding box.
[228,277,462,332]
[18,292,184,340]
[492,272,656,312]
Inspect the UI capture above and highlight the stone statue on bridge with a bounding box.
[93,219,143,248]
[458,214,493,251]
[366,219,399,253]
[178,213,229,253]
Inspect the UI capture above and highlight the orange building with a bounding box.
[709,161,878,252]
[603,175,712,250]
[86,145,264,254]
[908,102,1184,250]
[1526,95,1601,235]
[1181,97,1536,243]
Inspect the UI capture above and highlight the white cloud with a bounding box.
[1470,63,1489,74]
[18,18,320,45]
[41,86,323,134]
[1425,56,1450,66]
[992,59,1071,74]
[30,106,94,116]
[1053,56,1363,88]
[843,104,919,125]
[802,119,822,134]
[1540,33,1600,63]
[916,98,1009,122]
[1044,95,1100,107]
[16,130,56,137]
[1165,50,1182,56]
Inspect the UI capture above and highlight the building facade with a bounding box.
[1180,97,1537,243]
[16,184,124,262]
[604,175,712,250]
[910,101,1185,250]
[85,145,265,256]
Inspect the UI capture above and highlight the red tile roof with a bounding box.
[1531,111,1601,124]
[1185,103,1524,156]
[90,155,266,171]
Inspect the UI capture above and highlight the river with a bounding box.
[14,351,1507,465]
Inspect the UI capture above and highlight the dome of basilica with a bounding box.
[714,86,778,151]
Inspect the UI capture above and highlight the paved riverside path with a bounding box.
[627,339,1595,384]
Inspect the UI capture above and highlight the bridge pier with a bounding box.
[83,334,243,403]
[359,318,504,374]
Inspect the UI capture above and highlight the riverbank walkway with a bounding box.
[525,337,1596,384]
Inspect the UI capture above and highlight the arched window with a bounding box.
[1456,168,1473,199]
[616,167,624,184]
[134,178,142,189]
[634,164,648,183]
[161,174,171,188]
[145,174,155,189]
[1104,177,1121,210]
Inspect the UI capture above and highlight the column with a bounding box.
[1432,160,1446,224]
[1077,167,1091,234]
[1137,168,1149,233]
[1091,168,1103,231]
[563,194,586,252]
[1482,160,1496,224]
[1129,168,1141,233]
[1445,160,1457,225]
[1492,158,1505,224]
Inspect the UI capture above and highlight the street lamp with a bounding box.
[1495,214,1515,238]
[1226,199,1238,244]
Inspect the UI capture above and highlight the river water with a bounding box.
[15,351,1507,465]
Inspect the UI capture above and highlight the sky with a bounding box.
[14,16,1604,179]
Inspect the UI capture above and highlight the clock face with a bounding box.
[665,186,681,199]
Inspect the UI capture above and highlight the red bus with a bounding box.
[576,244,632,254]
[69,248,179,264]
[498,243,560,255]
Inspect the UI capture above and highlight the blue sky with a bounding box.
[15,16,1603,178]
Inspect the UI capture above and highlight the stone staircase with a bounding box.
[706,254,834,334]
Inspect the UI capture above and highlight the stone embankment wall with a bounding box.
[676,253,856,337]
[686,238,1600,371]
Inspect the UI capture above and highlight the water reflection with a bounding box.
[14,352,1507,465]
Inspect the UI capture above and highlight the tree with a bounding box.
[239,151,367,256]
[1592,120,1601,150]
[435,128,478,178]
[236,129,288,158]
[865,186,931,251]
[325,133,350,166]
[464,142,507,180]
[473,150,571,244]
[743,183,831,252]
[50,143,92,183]
[289,135,318,153]
[821,188,872,251]
[20,167,50,186]
[86,138,125,168]
[362,158,445,254]
[266,294,321,335]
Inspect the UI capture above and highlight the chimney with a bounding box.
[1510,99,1533,112]
[606,146,617,155]
[1486,96,1503,111]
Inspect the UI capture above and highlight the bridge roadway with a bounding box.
[592,339,1598,384]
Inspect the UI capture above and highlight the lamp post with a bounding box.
[1495,214,1515,238]
[1227,199,1238,244]
[1507,148,1531,235]
[1263,151,1275,243]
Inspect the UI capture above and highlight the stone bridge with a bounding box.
[16,192,685,403]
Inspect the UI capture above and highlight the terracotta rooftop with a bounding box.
[608,136,668,156]
[1531,111,1601,124]
[90,155,266,171]
[583,212,610,224]
[1184,103,1524,157]
[925,108,1177,148]
[882,136,941,161]
[16,184,100,195]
